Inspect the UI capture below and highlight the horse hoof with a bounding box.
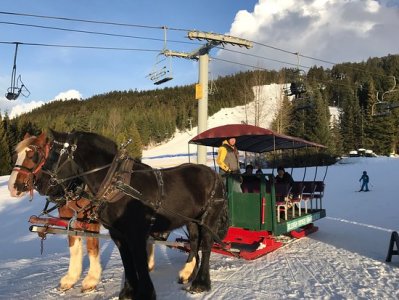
[60,275,78,291]
[178,277,189,284]
[58,284,73,292]
[81,286,96,293]
[187,283,210,294]
[82,276,99,293]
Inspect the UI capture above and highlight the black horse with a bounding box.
[32,130,229,300]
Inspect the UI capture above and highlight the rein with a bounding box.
[44,164,112,185]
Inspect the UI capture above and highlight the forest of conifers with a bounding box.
[0,54,398,175]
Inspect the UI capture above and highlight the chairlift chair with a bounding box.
[5,43,30,101]
[372,102,390,117]
[147,26,173,85]
[147,53,173,85]
[290,81,307,97]
[6,75,30,100]
[285,69,308,100]
[283,84,292,97]
[372,76,398,117]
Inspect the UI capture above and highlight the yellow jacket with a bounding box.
[217,140,239,173]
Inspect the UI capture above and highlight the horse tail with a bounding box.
[214,174,229,240]
[216,198,229,240]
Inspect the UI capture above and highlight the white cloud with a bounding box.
[5,89,83,119]
[9,101,45,119]
[53,89,82,101]
[213,0,399,75]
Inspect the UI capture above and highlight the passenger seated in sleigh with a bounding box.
[241,164,261,193]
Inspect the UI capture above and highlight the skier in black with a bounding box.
[359,171,370,192]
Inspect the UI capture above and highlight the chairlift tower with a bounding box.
[164,31,252,164]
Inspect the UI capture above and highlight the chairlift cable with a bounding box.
[216,47,306,69]
[0,41,161,52]
[0,11,189,32]
[0,21,198,45]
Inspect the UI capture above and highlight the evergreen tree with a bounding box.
[125,123,143,159]
[329,116,343,155]
[288,97,312,138]
[340,86,362,152]
[271,93,292,134]
[304,88,331,147]
[362,80,378,150]
[0,114,12,175]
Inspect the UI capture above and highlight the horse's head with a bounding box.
[8,132,49,197]
[35,129,118,198]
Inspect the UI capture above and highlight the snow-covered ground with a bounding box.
[2,157,399,299]
[2,83,399,299]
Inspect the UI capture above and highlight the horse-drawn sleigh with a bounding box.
[189,124,327,259]
[8,124,327,299]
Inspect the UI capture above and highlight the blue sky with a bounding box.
[1,0,398,117]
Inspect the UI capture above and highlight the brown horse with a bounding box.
[8,133,102,292]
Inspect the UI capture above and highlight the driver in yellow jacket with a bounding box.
[217,138,241,192]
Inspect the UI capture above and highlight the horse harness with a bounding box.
[23,136,229,248]
[93,150,227,243]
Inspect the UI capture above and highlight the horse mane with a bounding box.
[69,131,118,156]
[15,136,37,153]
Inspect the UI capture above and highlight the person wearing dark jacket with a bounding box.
[359,171,370,191]
[275,166,294,185]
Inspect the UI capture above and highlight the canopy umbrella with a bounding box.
[189,124,326,153]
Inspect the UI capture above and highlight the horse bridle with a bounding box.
[13,143,50,175]
[13,143,50,198]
